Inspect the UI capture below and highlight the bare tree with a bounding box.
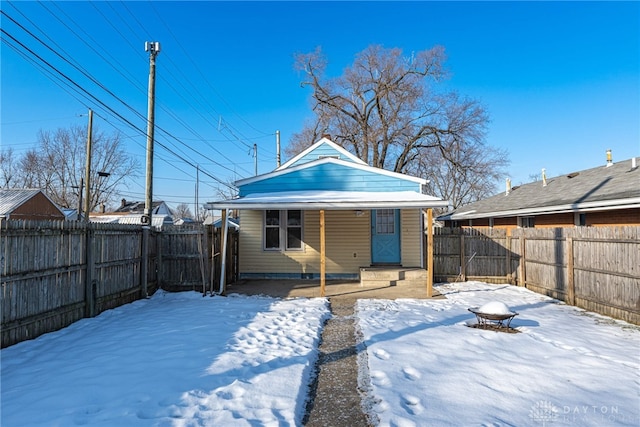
[288,45,508,205]
[0,147,18,188]
[410,139,509,212]
[173,203,194,220]
[9,125,138,211]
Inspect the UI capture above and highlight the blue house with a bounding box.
[208,137,448,294]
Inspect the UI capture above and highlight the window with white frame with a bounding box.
[518,216,535,228]
[264,210,303,250]
[376,209,395,234]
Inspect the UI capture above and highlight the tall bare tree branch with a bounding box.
[288,44,508,206]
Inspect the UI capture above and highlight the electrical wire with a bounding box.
[2,2,267,194]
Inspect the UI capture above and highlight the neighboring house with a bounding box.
[206,137,448,281]
[439,157,640,228]
[0,189,65,221]
[206,216,239,230]
[90,199,174,229]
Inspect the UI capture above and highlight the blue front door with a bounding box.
[371,209,401,264]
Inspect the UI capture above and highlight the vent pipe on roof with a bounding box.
[632,157,637,169]
[542,168,547,187]
[606,149,613,167]
[505,177,511,196]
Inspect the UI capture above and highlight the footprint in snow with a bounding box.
[401,393,424,416]
[402,366,421,381]
[370,370,391,386]
[373,348,390,360]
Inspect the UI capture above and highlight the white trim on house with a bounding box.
[276,137,367,171]
[207,190,449,210]
[443,197,640,221]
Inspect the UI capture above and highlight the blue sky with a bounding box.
[2,1,639,210]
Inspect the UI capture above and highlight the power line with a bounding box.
[3,4,252,191]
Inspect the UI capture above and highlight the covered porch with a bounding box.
[210,190,448,297]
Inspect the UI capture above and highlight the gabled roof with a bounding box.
[115,200,171,215]
[0,189,64,218]
[207,137,447,210]
[236,156,426,188]
[276,137,366,170]
[440,158,640,220]
[90,213,173,228]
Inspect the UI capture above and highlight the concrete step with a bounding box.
[360,267,427,287]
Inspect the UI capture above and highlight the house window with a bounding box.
[264,210,303,250]
[286,210,302,249]
[376,209,395,234]
[518,216,535,228]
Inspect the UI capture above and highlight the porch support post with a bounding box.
[320,209,326,297]
[219,209,229,295]
[426,208,434,298]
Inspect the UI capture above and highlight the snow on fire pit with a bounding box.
[468,301,519,332]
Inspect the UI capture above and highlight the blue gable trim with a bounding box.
[277,137,366,170]
[239,159,422,196]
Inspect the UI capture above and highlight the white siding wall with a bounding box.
[239,210,371,275]
[401,209,423,267]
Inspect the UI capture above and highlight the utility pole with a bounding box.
[83,109,93,221]
[141,41,159,300]
[195,165,200,221]
[253,143,258,176]
[276,130,281,168]
[144,41,160,226]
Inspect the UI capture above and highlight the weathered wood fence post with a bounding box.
[566,236,575,305]
[156,229,162,291]
[141,226,149,298]
[85,223,95,318]
[518,233,526,287]
[459,231,466,282]
[506,229,513,284]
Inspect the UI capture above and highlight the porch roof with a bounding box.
[205,190,450,210]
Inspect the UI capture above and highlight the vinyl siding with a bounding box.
[287,145,360,167]
[401,209,422,267]
[239,162,421,196]
[239,209,371,276]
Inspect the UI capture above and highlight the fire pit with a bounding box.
[468,301,518,330]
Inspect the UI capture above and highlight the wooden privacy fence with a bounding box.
[1,220,238,348]
[160,225,238,293]
[434,226,639,324]
[2,220,636,347]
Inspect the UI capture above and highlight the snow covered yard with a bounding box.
[357,281,640,427]
[0,292,330,426]
[1,281,638,427]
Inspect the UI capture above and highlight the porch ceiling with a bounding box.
[205,190,450,210]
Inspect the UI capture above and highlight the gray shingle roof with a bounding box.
[0,189,43,216]
[440,158,640,220]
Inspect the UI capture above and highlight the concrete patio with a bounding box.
[223,278,445,300]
